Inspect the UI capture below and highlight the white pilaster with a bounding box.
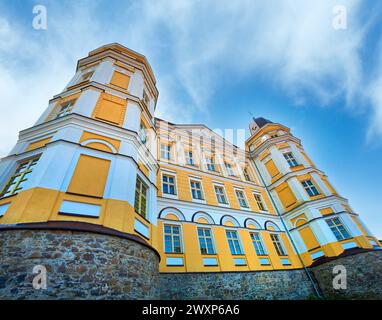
[73,89,101,117]
[311,172,331,196]
[123,101,141,132]
[289,177,310,202]
[269,146,289,174]
[92,59,114,85]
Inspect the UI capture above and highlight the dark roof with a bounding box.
[254,117,273,128]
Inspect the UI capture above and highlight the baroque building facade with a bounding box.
[0,44,380,298]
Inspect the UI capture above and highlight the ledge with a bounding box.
[309,247,380,267]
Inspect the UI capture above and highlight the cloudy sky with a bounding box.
[0,0,381,237]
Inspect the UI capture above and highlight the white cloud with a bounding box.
[0,0,381,157]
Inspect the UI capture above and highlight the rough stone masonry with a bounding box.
[0,228,381,300]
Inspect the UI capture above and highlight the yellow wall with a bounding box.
[0,187,152,247]
[26,137,52,152]
[157,218,303,273]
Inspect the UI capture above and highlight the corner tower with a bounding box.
[246,117,380,266]
[0,44,160,299]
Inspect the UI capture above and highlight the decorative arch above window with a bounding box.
[80,139,117,154]
[158,207,186,221]
[192,211,215,225]
[220,215,241,227]
[244,218,262,230]
[264,220,281,231]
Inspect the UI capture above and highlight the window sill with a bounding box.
[191,198,206,204]
[162,193,178,200]
[217,202,230,208]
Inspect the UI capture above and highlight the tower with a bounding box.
[0,43,160,299]
[247,117,379,266]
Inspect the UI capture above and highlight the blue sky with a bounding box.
[0,0,381,237]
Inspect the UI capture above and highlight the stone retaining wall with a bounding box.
[310,250,382,299]
[1,226,381,300]
[0,229,159,299]
[159,269,316,300]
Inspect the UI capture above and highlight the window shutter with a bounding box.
[298,226,320,250]
[67,155,111,198]
[265,159,279,178]
[277,184,297,208]
[93,93,127,125]
[110,71,130,90]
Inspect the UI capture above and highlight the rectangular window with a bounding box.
[206,157,216,171]
[250,232,267,255]
[139,122,148,145]
[190,180,204,200]
[302,179,320,197]
[164,224,182,253]
[134,176,148,218]
[235,190,248,208]
[162,174,176,195]
[198,228,215,254]
[185,151,195,166]
[243,168,251,181]
[78,70,94,83]
[142,90,150,108]
[225,163,235,176]
[226,230,243,255]
[160,144,171,160]
[56,100,76,119]
[0,157,40,198]
[283,152,298,167]
[326,217,351,241]
[270,234,287,256]
[214,186,228,204]
[254,193,267,211]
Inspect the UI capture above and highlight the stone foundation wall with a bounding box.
[1,225,381,300]
[310,250,382,299]
[0,228,159,299]
[159,269,316,300]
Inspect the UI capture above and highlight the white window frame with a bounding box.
[0,156,40,198]
[326,217,351,241]
[225,229,245,255]
[163,223,184,254]
[270,233,287,256]
[235,188,250,210]
[213,184,230,207]
[161,172,177,198]
[185,150,195,166]
[302,179,320,197]
[139,122,148,145]
[197,227,217,255]
[206,156,216,172]
[225,162,235,176]
[253,192,267,212]
[160,143,171,161]
[55,100,77,119]
[283,152,298,167]
[189,178,206,203]
[250,232,268,256]
[134,175,148,218]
